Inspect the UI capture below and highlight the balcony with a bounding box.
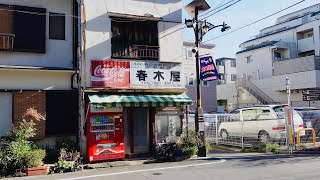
[298,37,314,53]
[273,55,320,76]
[0,33,15,51]
[112,45,159,60]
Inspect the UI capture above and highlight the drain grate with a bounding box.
[152,172,162,175]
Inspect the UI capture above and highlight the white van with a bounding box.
[219,105,305,143]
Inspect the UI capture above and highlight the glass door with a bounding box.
[133,108,149,153]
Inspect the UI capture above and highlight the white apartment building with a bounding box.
[236,3,320,107]
[0,0,78,141]
[215,57,257,112]
[183,41,217,113]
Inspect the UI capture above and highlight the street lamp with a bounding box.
[184,0,231,157]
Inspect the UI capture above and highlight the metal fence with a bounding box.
[187,112,320,151]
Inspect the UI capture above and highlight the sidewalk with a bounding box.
[85,157,156,169]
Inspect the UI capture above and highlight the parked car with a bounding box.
[218,105,305,143]
[293,107,320,112]
[299,110,320,137]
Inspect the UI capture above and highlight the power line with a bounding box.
[199,0,237,17]
[203,0,308,43]
[201,0,242,20]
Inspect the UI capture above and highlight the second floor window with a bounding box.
[49,13,65,40]
[216,60,224,66]
[111,19,159,60]
[187,49,193,59]
[0,4,46,52]
[246,56,253,63]
[231,60,236,67]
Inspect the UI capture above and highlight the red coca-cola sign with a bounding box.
[91,60,130,88]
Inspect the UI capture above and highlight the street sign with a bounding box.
[303,95,320,101]
[302,89,320,95]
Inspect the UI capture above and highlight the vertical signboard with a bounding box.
[91,60,130,88]
[200,56,218,81]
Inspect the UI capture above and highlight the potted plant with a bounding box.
[23,149,48,176]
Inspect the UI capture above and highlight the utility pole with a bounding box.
[185,0,230,157]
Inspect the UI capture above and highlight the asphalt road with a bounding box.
[9,152,320,180]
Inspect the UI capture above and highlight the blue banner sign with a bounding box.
[200,56,218,81]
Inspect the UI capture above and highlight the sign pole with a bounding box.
[285,77,295,154]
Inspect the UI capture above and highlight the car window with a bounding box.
[256,109,273,120]
[273,106,298,119]
[242,109,256,121]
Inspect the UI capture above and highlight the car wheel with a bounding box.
[220,129,229,140]
[258,131,270,144]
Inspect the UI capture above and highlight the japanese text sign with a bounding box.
[91,60,130,88]
[200,56,218,81]
[130,61,184,88]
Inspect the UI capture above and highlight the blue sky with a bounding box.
[182,0,319,58]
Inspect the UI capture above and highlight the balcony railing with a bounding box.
[273,55,320,76]
[112,45,159,60]
[0,33,15,51]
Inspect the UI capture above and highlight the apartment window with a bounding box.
[187,49,193,59]
[188,77,194,86]
[111,18,159,60]
[218,74,224,80]
[216,60,224,66]
[231,74,237,81]
[231,60,236,67]
[0,4,46,52]
[202,81,209,87]
[49,13,65,40]
[246,56,253,63]
[307,32,313,38]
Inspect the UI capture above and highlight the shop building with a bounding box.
[79,0,190,160]
[0,0,78,142]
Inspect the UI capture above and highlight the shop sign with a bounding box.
[91,60,130,88]
[130,61,184,88]
[90,104,123,113]
[200,56,218,81]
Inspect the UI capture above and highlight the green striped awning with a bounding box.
[88,93,192,107]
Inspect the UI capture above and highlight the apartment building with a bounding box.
[0,0,78,141]
[236,3,320,107]
[79,0,190,158]
[183,41,217,113]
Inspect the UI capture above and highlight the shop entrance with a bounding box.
[132,108,149,153]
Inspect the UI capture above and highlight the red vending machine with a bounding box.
[86,105,125,162]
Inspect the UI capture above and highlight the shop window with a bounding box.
[49,12,65,40]
[46,91,78,136]
[156,112,182,143]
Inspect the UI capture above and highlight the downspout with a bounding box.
[71,0,79,90]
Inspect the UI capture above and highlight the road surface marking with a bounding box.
[59,159,226,180]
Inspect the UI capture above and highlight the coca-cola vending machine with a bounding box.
[87,104,125,162]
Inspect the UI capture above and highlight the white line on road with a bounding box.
[59,159,226,180]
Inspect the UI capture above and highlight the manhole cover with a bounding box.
[153,172,162,175]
